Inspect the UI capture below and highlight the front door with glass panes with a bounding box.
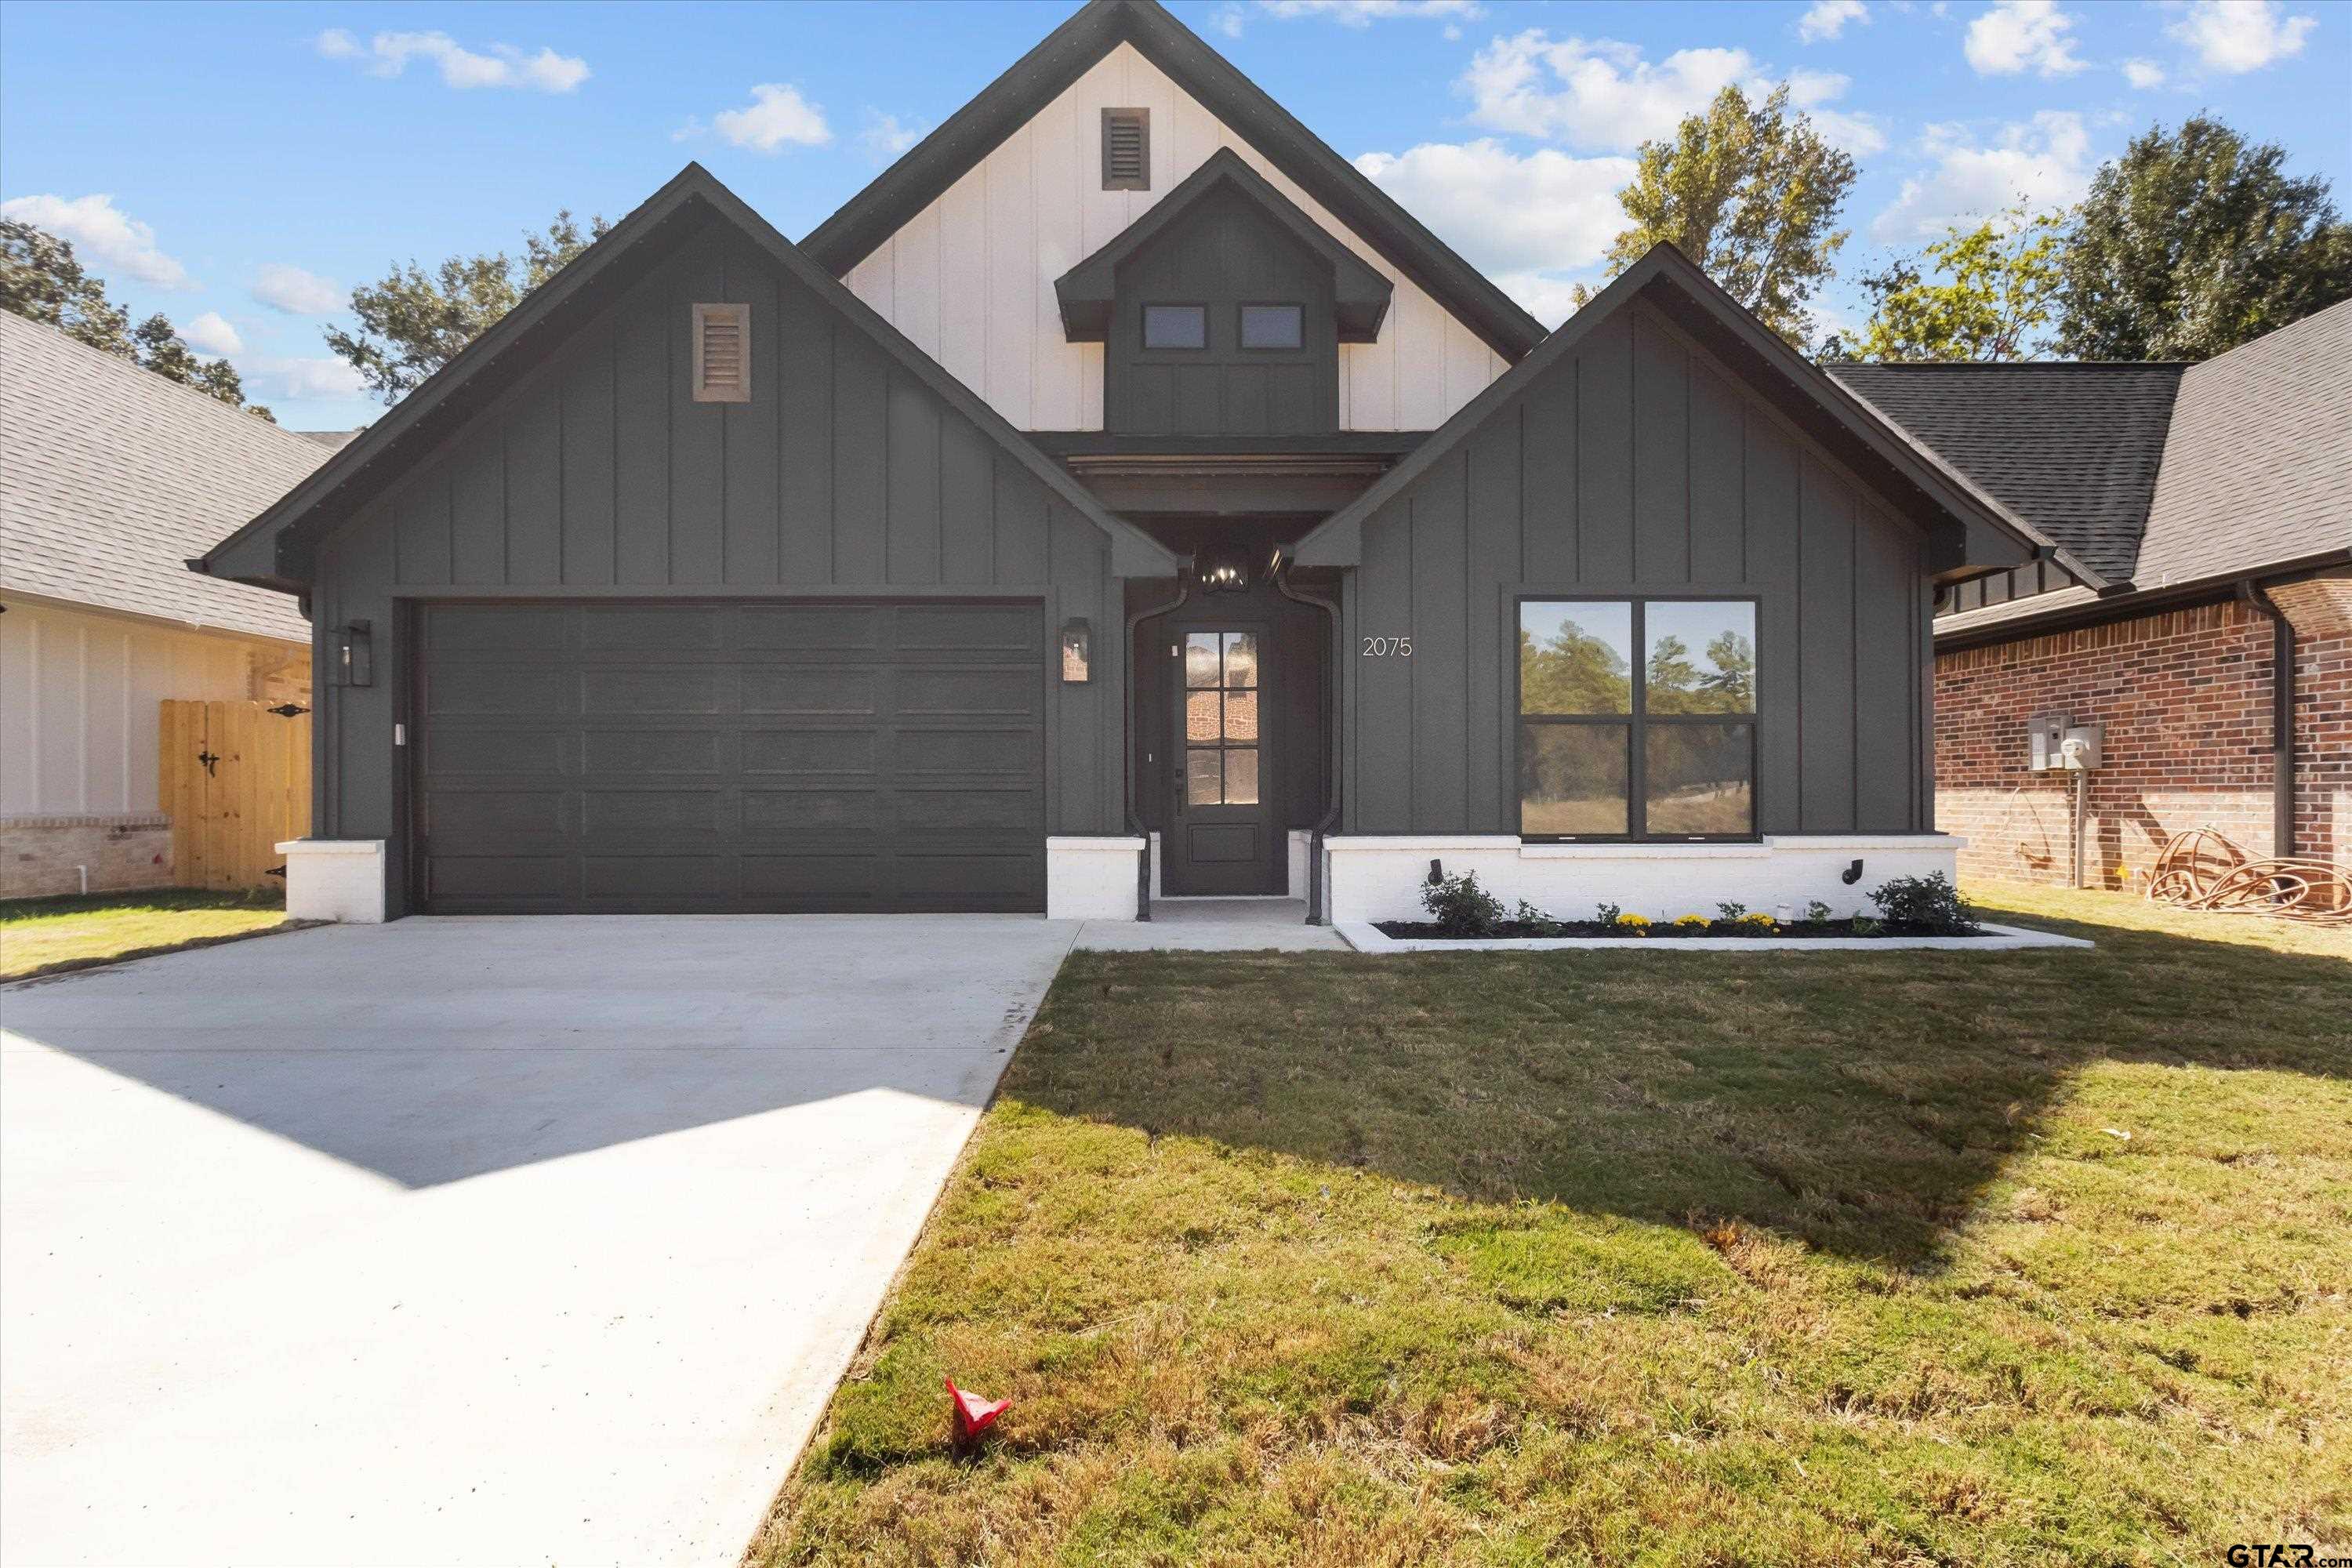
[1167,623,1283,895]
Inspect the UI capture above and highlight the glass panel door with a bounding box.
[1182,630,1261,807]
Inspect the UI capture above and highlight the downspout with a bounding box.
[1273,557,1341,926]
[2238,579,2296,858]
[1124,570,1192,922]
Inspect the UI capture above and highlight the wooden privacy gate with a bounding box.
[161,700,311,891]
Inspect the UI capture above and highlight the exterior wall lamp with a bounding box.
[336,619,374,688]
[1060,617,1091,683]
[1202,561,1247,593]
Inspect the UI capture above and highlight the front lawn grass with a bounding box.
[760,884,2350,1566]
[0,887,296,981]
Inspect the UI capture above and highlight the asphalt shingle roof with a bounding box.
[2134,297,2352,593]
[1,311,328,644]
[1825,361,2186,585]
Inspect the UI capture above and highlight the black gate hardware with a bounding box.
[268,702,309,718]
[196,749,220,777]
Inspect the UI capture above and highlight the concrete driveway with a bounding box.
[1,915,1076,1568]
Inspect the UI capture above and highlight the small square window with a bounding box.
[1240,304,1302,350]
[1142,304,1206,350]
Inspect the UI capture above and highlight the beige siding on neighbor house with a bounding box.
[0,597,307,817]
[840,42,1507,432]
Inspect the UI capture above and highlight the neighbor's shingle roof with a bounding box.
[1,311,328,644]
[1824,361,2186,584]
[2132,297,2352,593]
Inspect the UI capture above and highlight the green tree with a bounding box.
[2056,115,2352,361]
[325,209,612,404]
[1519,623,1632,715]
[1824,205,2067,362]
[2,218,132,356]
[1577,83,1858,348]
[1,219,272,419]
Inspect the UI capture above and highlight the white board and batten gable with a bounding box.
[840,42,1507,434]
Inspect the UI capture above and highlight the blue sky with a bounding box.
[3,0,2345,429]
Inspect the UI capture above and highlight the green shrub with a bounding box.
[1515,900,1567,937]
[1803,900,1833,924]
[1715,901,1748,922]
[1869,872,1979,935]
[1595,902,1623,924]
[1421,870,1506,937]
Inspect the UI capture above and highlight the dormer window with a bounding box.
[1142,303,1207,350]
[1239,304,1303,350]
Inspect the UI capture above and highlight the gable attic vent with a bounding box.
[692,302,750,403]
[1101,108,1149,191]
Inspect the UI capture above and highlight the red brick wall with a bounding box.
[1934,579,2352,889]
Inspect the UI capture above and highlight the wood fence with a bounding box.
[161,699,311,891]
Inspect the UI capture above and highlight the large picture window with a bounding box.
[1517,598,1757,840]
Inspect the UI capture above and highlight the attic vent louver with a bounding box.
[692,302,750,403]
[1101,108,1149,191]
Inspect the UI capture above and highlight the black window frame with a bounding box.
[1140,301,1209,352]
[1236,301,1305,351]
[1514,593,1761,844]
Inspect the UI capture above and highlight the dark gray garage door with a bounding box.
[414,601,1045,913]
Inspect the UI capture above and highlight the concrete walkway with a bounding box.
[1,915,1076,1568]
[1076,898,1353,951]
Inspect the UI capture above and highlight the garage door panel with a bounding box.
[583,666,724,714]
[581,731,725,774]
[741,789,883,834]
[735,605,884,650]
[890,728,1036,775]
[418,600,1044,913]
[897,604,1040,651]
[896,667,1037,716]
[429,666,571,717]
[581,605,727,651]
[742,730,877,775]
[740,668,880,715]
[429,730,568,774]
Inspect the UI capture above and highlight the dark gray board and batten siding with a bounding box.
[1341,297,1934,837]
[305,212,1127,915]
[1106,185,1339,439]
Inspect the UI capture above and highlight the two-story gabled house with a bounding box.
[195,0,2059,925]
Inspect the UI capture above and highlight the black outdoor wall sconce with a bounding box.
[1060,618,1091,683]
[1201,560,1247,593]
[336,619,373,688]
[1841,858,1865,884]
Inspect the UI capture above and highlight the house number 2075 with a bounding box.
[1361,637,1412,657]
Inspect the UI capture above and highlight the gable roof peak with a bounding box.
[798,0,1545,363]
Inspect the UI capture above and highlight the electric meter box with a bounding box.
[2060,724,2102,771]
[2027,712,2071,772]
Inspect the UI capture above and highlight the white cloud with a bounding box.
[1871,111,2093,239]
[1783,67,1888,152]
[2165,0,2316,72]
[1964,1,2085,76]
[859,111,925,160]
[1212,3,1247,36]
[180,311,243,355]
[251,263,343,317]
[1461,31,1755,150]
[1356,139,1635,323]
[318,29,590,92]
[249,356,368,401]
[1798,0,1872,42]
[2121,56,2167,87]
[0,192,191,289]
[1260,0,1481,22]
[705,84,833,153]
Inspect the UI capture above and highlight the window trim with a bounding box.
[1514,593,1761,844]
[1139,300,1210,353]
[1236,301,1305,352]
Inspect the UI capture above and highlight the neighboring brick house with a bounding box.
[1830,300,2352,890]
[0,312,336,897]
